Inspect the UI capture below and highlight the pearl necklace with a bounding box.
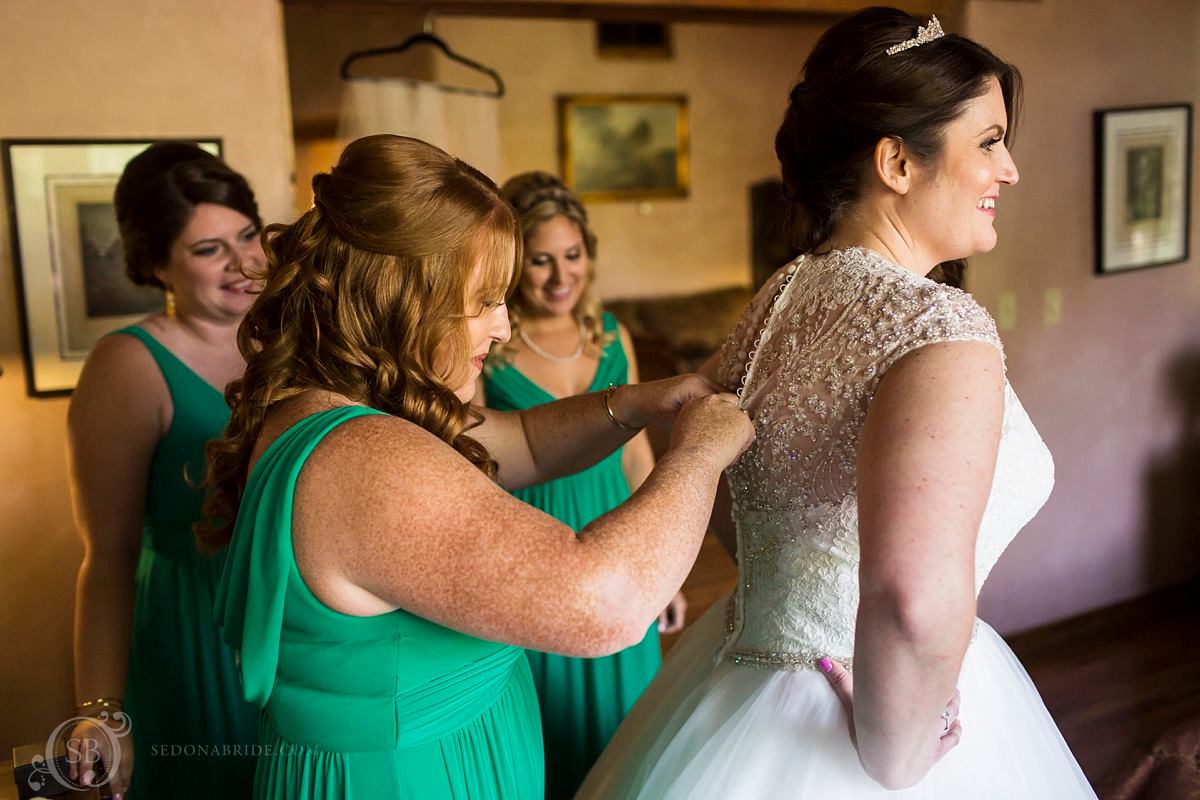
[518,318,587,364]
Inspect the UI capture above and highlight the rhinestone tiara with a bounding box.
[885,15,945,56]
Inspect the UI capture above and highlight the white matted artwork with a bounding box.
[1094,105,1191,274]
[2,139,220,396]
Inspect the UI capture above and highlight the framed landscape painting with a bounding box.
[558,94,689,201]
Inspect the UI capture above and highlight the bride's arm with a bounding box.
[850,339,1003,789]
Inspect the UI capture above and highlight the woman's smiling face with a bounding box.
[517,214,590,319]
[905,76,1020,264]
[154,202,264,322]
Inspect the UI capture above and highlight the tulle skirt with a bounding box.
[577,594,1097,799]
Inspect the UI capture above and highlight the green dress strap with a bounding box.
[214,405,384,706]
[112,324,224,401]
[111,325,227,537]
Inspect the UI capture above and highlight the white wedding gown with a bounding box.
[578,248,1096,798]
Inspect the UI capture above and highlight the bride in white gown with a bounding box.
[578,8,1097,798]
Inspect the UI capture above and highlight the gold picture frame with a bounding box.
[558,94,689,202]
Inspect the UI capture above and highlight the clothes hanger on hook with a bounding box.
[338,11,505,98]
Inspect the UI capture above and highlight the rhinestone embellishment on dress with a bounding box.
[711,248,1051,673]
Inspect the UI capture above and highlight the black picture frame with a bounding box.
[1094,104,1191,275]
[2,138,222,397]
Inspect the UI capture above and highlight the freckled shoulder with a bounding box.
[298,411,493,506]
[286,404,635,654]
[286,409,520,610]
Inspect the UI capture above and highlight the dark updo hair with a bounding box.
[113,142,261,288]
[776,7,1022,283]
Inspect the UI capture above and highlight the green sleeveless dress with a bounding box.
[213,405,543,799]
[483,312,662,799]
[114,326,258,799]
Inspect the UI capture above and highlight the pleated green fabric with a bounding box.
[483,312,662,799]
[214,405,543,799]
[113,326,258,799]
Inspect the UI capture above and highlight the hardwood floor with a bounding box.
[663,537,1200,798]
[1006,579,1200,798]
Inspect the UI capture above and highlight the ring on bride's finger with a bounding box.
[940,709,954,732]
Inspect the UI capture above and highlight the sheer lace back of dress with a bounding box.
[723,247,1004,511]
[715,248,1053,669]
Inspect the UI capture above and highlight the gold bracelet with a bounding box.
[603,385,641,431]
[77,696,124,713]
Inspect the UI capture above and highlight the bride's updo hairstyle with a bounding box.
[776,6,1021,284]
[199,134,520,549]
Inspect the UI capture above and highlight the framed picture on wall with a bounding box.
[2,138,221,397]
[1094,104,1191,275]
[557,94,689,201]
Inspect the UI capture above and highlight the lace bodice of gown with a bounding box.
[715,248,1054,669]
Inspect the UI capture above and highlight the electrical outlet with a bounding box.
[1044,289,1063,326]
[997,292,1017,331]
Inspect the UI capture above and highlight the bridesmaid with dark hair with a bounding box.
[67,142,261,798]
[480,171,685,798]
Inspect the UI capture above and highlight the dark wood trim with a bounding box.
[282,0,863,25]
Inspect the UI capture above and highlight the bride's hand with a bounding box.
[817,657,962,762]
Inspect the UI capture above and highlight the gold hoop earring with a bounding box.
[164,288,176,319]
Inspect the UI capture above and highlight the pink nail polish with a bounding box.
[818,657,833,673]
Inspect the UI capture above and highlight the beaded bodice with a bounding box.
[715,248,1054,668]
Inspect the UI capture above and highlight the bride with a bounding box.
[578,8,1096,798]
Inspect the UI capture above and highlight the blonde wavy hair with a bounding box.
[489,171,613,366]
[198,134,520,550]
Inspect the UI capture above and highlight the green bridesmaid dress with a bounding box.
[483,312,662,799]
[214,405,544,799]
[114,326,258,798]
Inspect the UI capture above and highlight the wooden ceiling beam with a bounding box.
[281,0,969,26]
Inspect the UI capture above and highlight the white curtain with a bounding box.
[337,78,504,181]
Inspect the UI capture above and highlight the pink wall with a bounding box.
[966,0,1200,633]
